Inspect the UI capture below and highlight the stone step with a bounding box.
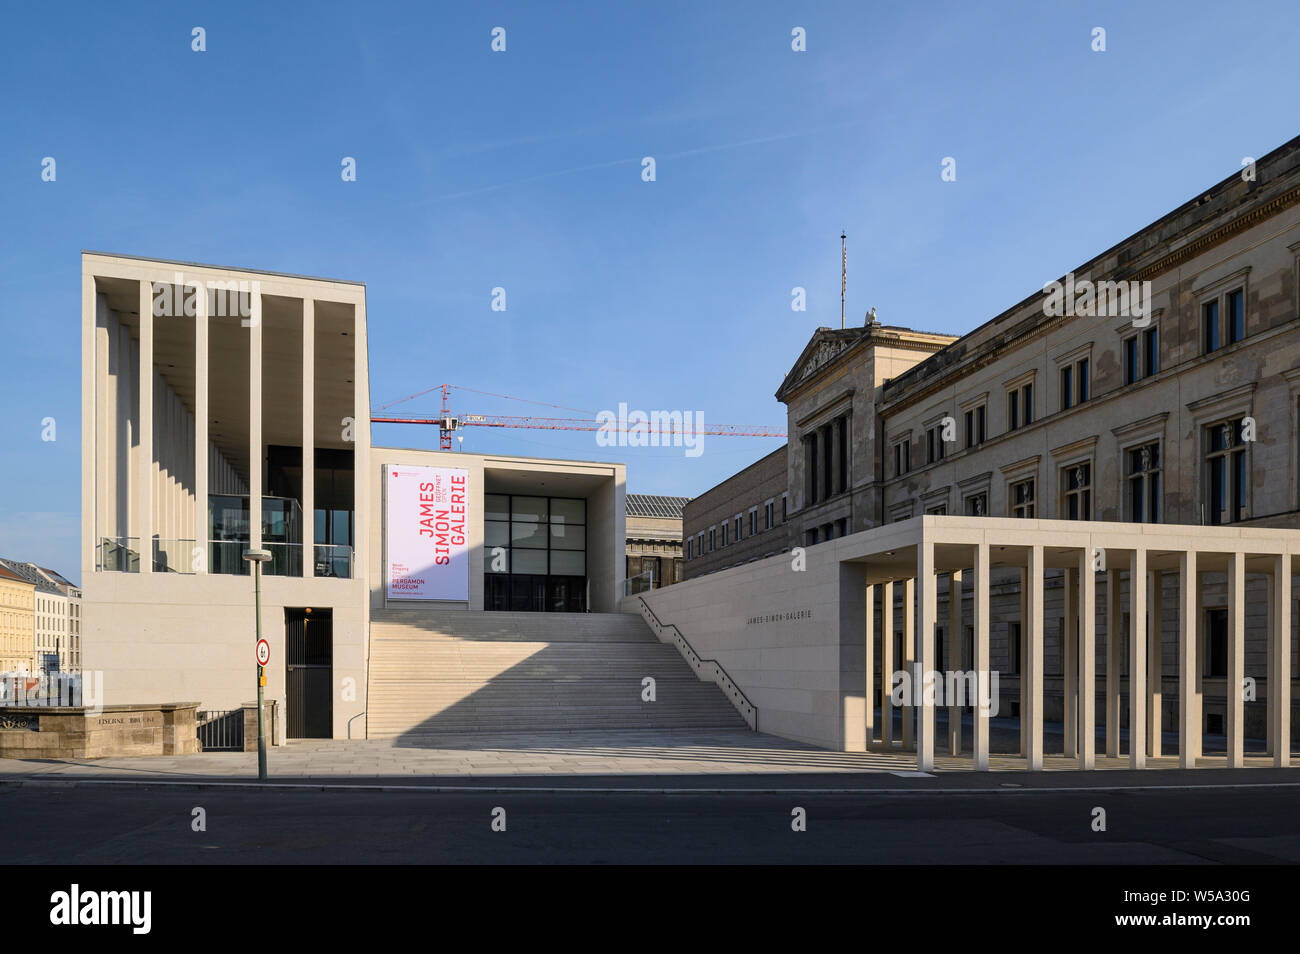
[365,608,748,738]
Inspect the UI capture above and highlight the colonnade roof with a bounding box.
[836,515,1300,583]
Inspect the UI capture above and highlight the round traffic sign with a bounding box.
[256,638,271,666]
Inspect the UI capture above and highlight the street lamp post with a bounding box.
[243,548,272,781]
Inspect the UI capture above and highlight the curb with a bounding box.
[5,775,1300,796]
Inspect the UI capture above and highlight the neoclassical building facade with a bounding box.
[682,133,1300,749]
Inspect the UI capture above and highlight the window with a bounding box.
[1203,300,1220,353]
[764,501,775,530]
[964,492,987,516]
[1227,289,1245,344]
[926,423,946,464]
[720,522,728,547]
[734,515,742,541]
[925,504,947,516]
[1061,462,1092,519]
[1127,443,1161,523]
[686,538,693,559]
[1059,357,1089,410]
[1205,418,1248,525]
[1203,287,1246,354]
[1125,327,1159,384]
[1007,382,1033,431]
[1010,622,1021,674]
[781,493,789,520]
[708,526,716,552]
[893,439,911,476]
[749,508,757,536]
[697,532,704,557]
[964,405,986,449]
[1010,478,1035,518]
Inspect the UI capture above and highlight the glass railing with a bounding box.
[97,535,351,579]
[209,540,300,576]
[622,569,655,597]
[313,544,353,579]
[153,538,197,573]
[97,537,140,572]
[207,541,352,578]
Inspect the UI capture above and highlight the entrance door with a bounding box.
[285,608,333,738]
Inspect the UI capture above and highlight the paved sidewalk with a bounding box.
[2,728,908,780]
[1,724,1294,787]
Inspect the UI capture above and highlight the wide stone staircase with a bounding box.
[367,608,747,738]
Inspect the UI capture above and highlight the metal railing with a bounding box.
[196,709,244,751]
[635,597,758,731]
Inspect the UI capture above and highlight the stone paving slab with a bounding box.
[1,724,1296,788]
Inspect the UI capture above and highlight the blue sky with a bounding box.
[3,0,1299,583]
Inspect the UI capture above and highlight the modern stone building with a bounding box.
[625,493,688,589]
[81,252,627,739]
[668,133,1300,763]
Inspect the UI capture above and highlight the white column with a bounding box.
[1266,571,1275,758]
[948,570,962,756]
[1106,568,1122,758]
[86,276,102,580]
[1078,548,1096,769]
[903,577,915,750]
[864,582,874,745]
[1272,555,1291,768]
[917,540,936,772]
[1130,549,1147,769]
[302,298,315,578]
[1026,544,1044,771]
[137,281,153,575]
[1179,551,1201,768]
[1148,570,1162,759]
[1019,567,1028,757]
[352,295,368,587]
[881,581,894,747]
[194,280,208,574]
[1064,566,1078,758]
[974,541,990,770]
[1226,550,1245,768]
[249,288,263,551]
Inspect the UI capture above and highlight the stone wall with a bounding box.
[0,703,200,759]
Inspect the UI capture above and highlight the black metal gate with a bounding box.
[286,608,333,738]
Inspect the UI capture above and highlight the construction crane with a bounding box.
[370,384,786,450]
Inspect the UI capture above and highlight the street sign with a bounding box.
[256,638,270,666]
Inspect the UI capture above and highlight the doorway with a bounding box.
[285,608,332,738]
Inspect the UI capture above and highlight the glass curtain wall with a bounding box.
[484,494,586,611]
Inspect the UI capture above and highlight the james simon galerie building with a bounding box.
[83,134,1300,771]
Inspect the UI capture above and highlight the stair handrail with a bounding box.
[636,597,758,731]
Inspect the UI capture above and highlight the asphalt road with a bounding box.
[4,779,1300,864]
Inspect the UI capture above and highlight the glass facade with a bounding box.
[484,494,587,611]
